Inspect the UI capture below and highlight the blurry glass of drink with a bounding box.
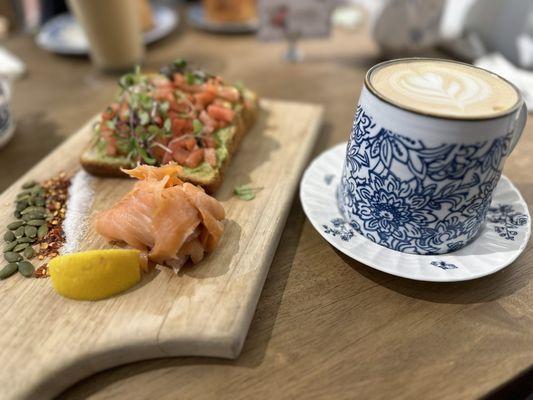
[67,0,144,71]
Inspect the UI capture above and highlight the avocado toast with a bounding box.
[81,60,259,193]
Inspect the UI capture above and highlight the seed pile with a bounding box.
[1,174,71,280]
[35,173,70,278]
[1,181,47,279]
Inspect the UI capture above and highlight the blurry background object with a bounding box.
[0,79,15,149]
[331,4,363,31]
[36,0,178,55]
[475,53,533,112]
[67,0,144,71]
[40,0,68,24]
[0,47,26,80]
[0,0,18,31]
[21,0,41,31]
[204,0,256,23]
[371,0,445,54]
[463,0,533,69]
[0,15,9,38]
[258,0,333,62]
[187,0,258,33]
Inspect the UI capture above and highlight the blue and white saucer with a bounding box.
[36,3,179,55]
[300,143,531,282]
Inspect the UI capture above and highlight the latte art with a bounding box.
[370,60,519,119]
[390,69,492,110]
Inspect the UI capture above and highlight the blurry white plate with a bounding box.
[36,3,178,55]
[300,143,531,282]
[187,4,258,34]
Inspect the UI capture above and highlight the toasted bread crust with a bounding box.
[80,91,259,193]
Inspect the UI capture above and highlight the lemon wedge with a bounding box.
[49,249,142,301]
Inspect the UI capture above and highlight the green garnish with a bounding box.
[118,65,143,89]
[164,118,171,132]
[139,111,150,126]
[185,71,196,85]
[159,101,170,113]
[173,58,187,71]
[193,119,203,136]
[234,185,263,201]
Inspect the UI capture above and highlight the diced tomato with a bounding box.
[153,115,163,126]
[202,136,216,148]
[218,86,240,102]
[169,136,196,152]
[202,124,215,135]
[194,90,217,108]
[173,73,201,93]
[118,102,130,122]
[151,137,170,161]
[172,147,189,164]
[101,103,119,121]
[185,149,204,168]
[204,148,217,167]
[207,105,235,123]
[169,100,190,113]
[162,150,174,164]
[171,118,189,136]
[153,81,174,102]
[101,128,117,156]
[199,110,217,129]
[182,137,197,151]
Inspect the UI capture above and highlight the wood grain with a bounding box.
[3,13,533,400]
[0,100,323,400]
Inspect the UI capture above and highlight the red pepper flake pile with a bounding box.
[34,172,71,278]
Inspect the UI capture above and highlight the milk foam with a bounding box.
[370,60,519,119]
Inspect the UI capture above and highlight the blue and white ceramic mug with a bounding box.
[0,80,14,148]
[338,58,527,255]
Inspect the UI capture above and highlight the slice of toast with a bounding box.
[81,89,259,193]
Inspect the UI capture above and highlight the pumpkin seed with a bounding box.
[15,202,27,212]
[23,246,35,259]
[3,241,17,252]
[27,219,46,227]
[7,221,24,230]
[22,180,37,189]
[13,243,29,252]
[18,261,34,277]
[3,231,15,242]
[14,211,22,219]
[14,226,25,238]
[16,190,32,198]
[30,188,44,197]
[21,206,46,215]
[4,252,22,263]
[22,212,45,222]
[0,263,18,279]
[24,225,37,238]
[34,198,45,207]
[17,237,34,244]
[37,224,48,239]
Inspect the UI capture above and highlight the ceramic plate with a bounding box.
[187,4,258,34]
[36,3,178,55]
[300,143,531,282]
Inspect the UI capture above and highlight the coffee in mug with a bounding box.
[338,58,527,255]
[370,59,519,119]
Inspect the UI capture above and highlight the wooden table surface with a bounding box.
[3,14,533,400]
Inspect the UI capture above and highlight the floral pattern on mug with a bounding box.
[339,105,513,254]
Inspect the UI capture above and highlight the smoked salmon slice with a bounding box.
[94,165,225,271]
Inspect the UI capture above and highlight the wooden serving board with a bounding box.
[0,100,323,400]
